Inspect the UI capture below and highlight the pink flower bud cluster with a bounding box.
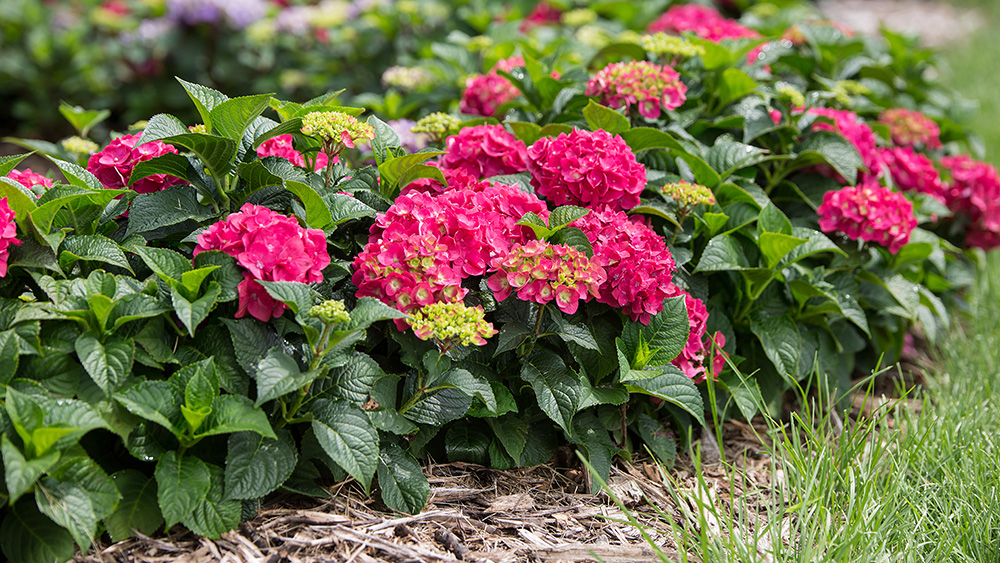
[0,197,20,278]
[940,155,1000,249]
[460,56,525,118]
[879,147,946,202]
[527,128,647,212]
[671,292,726,382]
[440,125,528,179]
[7,168,54,193]
[256,134,329,171]
[87,133,186,193]
[352,182,549,320]
[647,4,760,42]
[571,208,677,324]
[194,203,330,322]
[879,108,942,149]
[817,181,917,253]
[806,107,883,184]
[487,240,606,315]
[585,61,687,120]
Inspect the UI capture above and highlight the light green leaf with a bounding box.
[196,395,276,439]
[759,232,808,269]
[254,348,321,406]
[378,151,445,189]
[694,234,751,272]
[1,435,60,504]
[257,280,316,316]
[718,68,758,107]
[170,282,221,337]
[582,100,630,135]
[209,94,274,142]
[176,78,228,127]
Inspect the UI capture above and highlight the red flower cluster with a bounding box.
[352,182,548,320]
[585,61,687,120]
[817,182,917,253]
[87,133,186,193]
[527,128,646,212]
[940,155,1000,249]
[879,108,942,149]
[0,197,20,278]
[671,292,726,382]
[440,125,528,179]
[256,134,329,171]
[648,4,760,42]
[194,204,330,321]
[7,168,53,193]
[880,147,946,202]
[487,240,606,315]
[806,107,883,183]
[459,56,525,118]
[571,208,676,324]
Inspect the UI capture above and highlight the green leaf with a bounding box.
[114,381,183,436]
[182,465,240,539]
[781,227,845,265]
[125,185,215,237]
[141,114,238,180]
[347,297,407,331]
[378,152,445,189]
[548,205,591,229]
[0,330,20,384]
[0,177,39,224]
[170,283,221,338]
[209,94,274,142]
[0,498,76,563]
[520,351,580,436]
[796,131,863,185]
[59,234,134,274]
[694,234,751,272]
[34,476,102,550]
[310,399,379,491]
[224,429,297,500]
[757,203,792,235]
[180,266,219,296]
[638,295,690,366]
[759,232,808,269]
[619,127,684,153]
[445,426,491,465]
[582,100,630,135]
[254,348,320,406]
[634,413,677,466]
[222,318,281,377]
[437,369,496,415]
[193,251,242,303]
[129,153,193,187]
[624,365,705,425]
[75,334,133,396]
[257,281,316,316]
[707,141,772,180]
[49,158,103,191]
[551,314,599,351]
[571,411,615,493]
[377,443,429,515]
[750,312,801,383]
[0,152,33,177]
[327,192,377,226]
[108,293,171,332]
[537,123,575,138]
[184,360,217,414]
[105,469,163,542]
[177,78,229,127]
[508,121,543,145]
[285,179,333,229]
[154,452,211,529]
[718,68,758,107]
[367,115,401,166]
[312,351,381,405]
[549,227,593,257]
[716,373,764,422]
[677,152,722,189]
[1,435,60,504]
[196,395,276,439]
[59,103,111,137]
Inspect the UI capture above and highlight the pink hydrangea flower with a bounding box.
[648,4,760,42]
[527,128,646,212]
[87,133,186,194]
[7,168,54,193]
[440,125,528,179]
[0,197,20,278]
[817,181,917,253]
[571,208,676,324]
[880,147,946,202]
[940,154,1000,249]
[879,108,942,149]
[670,292,726,382]
[585,61,687,119]
[520,1,562,32]
[401,164,493,197]
[194,203,330,321]
[487,240,606,315]
[805,107,883,184]
[459,56,525,117]
[256,134,329,171]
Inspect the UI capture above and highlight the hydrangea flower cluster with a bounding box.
[401,165,492,197]
[256,134,329,171]
[585,61,687,120]
[7,169,54,193]
[381,66,433,92]
[309,299,350,325]
[647,4,760,42]
[671,292,726,382]
[661,180,716,210]
[194,203,330,321]
[87,133,186,193]
[940,155,1000,249]
[776,83,806,109]
[352,183,549,319]
[879,147,946,202]
[0,197,20,278]
[300,111,375,150]
[410,302,497,348]
[411,112,462,143]
[520,1,562,32]
[879,108,942,149]
[571,208,677,324]
[487,240,606,315]
[806,107,883,183]
[640,33,706,58]
[817,182,917,253]
[526,128,646,212]
[440,125,528,179]
[459,56,524,117]
[61,136,99,158]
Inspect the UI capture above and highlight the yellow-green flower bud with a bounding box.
[661,180,716,209]
[411,112,462,143]
[562,8,597,27]
[776,83,806,108]
[467,35,494,52]
[309,300,351,325]
[410,302,497,348]
[831,80,870,106]
[188,123,208,134]
[301,111,375,150]
[382,66,433,92]
[617,30,644,45]
[641,32,706,58]
[60,136,99,157]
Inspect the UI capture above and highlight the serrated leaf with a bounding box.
[759,232,808,269]
[551,314,599,351]
[196,395,276,439]
[125,185,215,237]
[141,114,237,180]
[177,78,229,127]
[193,251,242,303]
[171,283,221,337]
[155,452,211,529]
[377,152,445,189]
[347,297,407,331]
[549,227,593,257]
[750,311,801,383]
[209,94,274,142]
[639,295,689,366]
[619,127,684,153]
[0,330,20,384]
[114,380,183,436]
[548,205,591,229]
[221,318,281,378]
[224,429,297,500]
[494,321,532,355]
[0,152,33,177]
[718,68,757,107]
[758,203,792,235]
[520,351,580,435]
[106,469,164,542]
[634,413,676,466]
[707,141,772,179]
[327,192,376,226]
[59,234,134,274]
[285,179,333,229]
[34,476,101,550]
[377,443,429,515]
[0,176,39,224]
[717,373,764,422]
[257,281,316,316]
[129,153,192,187]
[49,158,103,190]
[582,100,630,135]
[0,498,76,563]
[254,348,320,406]
[1,435,59,504]
[310,399,378,491]
[796,131,863,185]
[368,115,401,166]
[75,334,133,396]
[694,234,751,272]
[182,465,240,539]
[445,426,491,464]
[311,351,381,405]
[781,227,845,265]
[624,365,705,425]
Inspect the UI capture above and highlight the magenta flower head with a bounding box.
[647,4,760,42]
[487,240,606,315]
[87,133,186,193]
[257,134,329,171]
[571,208,676,324]
[586,61,687,119]
[817,181,917,253]
[879,108,942,149]
[459,56,525,118]
[879,147,946,202]
[940,154,1000,249]
[670,292,726,383]
[440,124,528,179]
[526,128,646,212]
[194,203,330,321]
[0,197,20,278]
[7,168,54,194]
[805,107,883,184]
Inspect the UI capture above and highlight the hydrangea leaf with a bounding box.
[125,185,215,238]
[377,443,429,515]
[310,399,378,491]
[520,351,580,436]
[59,234,134,275]
[0,498,76,563]
[623,365,705,426]
[209,94,274,142]
[582,99,630,135]
[75,333,134,396]
[224,429,296,501]
[181,464,240,539]
[105,469,164,542]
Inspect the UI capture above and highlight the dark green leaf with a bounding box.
[114,381,183,436]
[224,429,296,500]
[445,426,491,465]
[624,365,705,425]
[367,115,401,166]
[310,399,378,491]
[0,498,76,563]
[254,348,320,406]
[750,312,801,383]
[106,469,164,542]
[619,127,684,153]
[154,452,211,529]
[796,131,863,185]
[520,351,580,435]
[177,78,228,126]
[182,465,240,539]
[141,114,238,180]
[634,413,676,466]
[125,185,215,238]
[257,281,316,316]
[59,234,133,274]
[75,334,133,396]
[1,435,59,504]
[377,443,429,515]
[694,234,751,272]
